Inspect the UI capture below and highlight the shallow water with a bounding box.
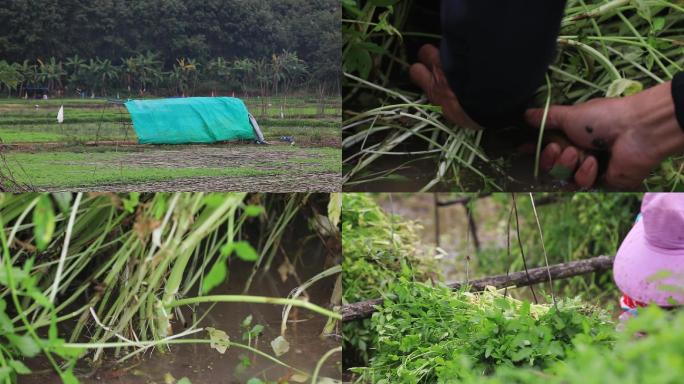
[21,247,340,383]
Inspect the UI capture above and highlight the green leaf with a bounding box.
[0,265,28,286]
[250,324,264,337]
[234,241,258,262]
[51,193,73,214]
[122,192,140,213]
[177,378,192,384]
[243,205,264,217]
[344,43,373,79]
[8,360,31,374]
[220,242,234,257]
[29,289,52,308]
[201,259,228,295]
[60,368,80,384]
[242,314,253,328]
[0,299,14,333]
[0,367,12,381]
[606,78,643,98]
[328,193,342,228]
[246,379,265,384]
[652,17,666,32]
[33,195,56,251]
[631,0,651,22]
[8,333,41,357]
[50,343,86,359]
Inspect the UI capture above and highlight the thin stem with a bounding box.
[49,192,82,303]
[534,75,553,180]
[167,295,341,320]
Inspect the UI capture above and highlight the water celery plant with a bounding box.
[0,193,341,383]
[343,0,684,191]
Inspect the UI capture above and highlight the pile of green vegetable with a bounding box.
[351,279,615,383]
[343,0,684,191]
[342,193,437,366]
[474,305,684,384]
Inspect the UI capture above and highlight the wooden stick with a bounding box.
[341,255,614,322]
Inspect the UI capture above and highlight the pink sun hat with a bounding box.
[613,193,684,307]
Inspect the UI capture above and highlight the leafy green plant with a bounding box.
[343,0,684,191]
[342,193,438,366]
[0,193,340,383]
[473,306,684,384]
[352,279,614,383]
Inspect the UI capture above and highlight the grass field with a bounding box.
[0,96,341,191]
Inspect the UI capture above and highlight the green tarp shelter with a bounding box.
[125,97,264,145]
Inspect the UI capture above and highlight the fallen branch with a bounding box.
[341,255,614,322]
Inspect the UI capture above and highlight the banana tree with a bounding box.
[232,58,256,96]
[207,57,231,94]
[37,57,66,94]
[96,58,119,96]
[0,61,21,97]
[139,51,163,95]
[172,58,199,96]
[12,60,36,98]
[65,55,86,94]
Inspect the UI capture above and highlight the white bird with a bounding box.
[57,106,64,124]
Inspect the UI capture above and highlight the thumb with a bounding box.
[524,105,571,131]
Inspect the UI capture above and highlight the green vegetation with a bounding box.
[0,97,341,190]
[475,306,684,384]
[342,0,684,191]
[342,193,684,383]
[0,98,340,145]
[0,1,340,97]
[352,280,614,383]
[474,193,641,303]
[342,193,436,366]
[1,147,340,189]
[0,193,341,383]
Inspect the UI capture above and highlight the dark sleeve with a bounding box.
[672,72,684,132]
[440,0,567,129]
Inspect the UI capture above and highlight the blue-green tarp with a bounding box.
[125,97,257,144]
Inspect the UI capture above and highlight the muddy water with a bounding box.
[343,134,580,193]
[21,251,340,384]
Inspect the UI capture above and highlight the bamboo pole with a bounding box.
[341,255,614,322]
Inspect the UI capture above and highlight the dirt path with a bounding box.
[59,172,341,192]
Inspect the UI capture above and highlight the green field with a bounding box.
[0,97,341,191]
[0,97,340,145]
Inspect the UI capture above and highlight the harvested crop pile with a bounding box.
[351,280,614,383]
[342,193,437,366]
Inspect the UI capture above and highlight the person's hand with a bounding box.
[409,44,481,130]
[526,81,684,189]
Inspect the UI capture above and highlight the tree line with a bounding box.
[0,0,340,97]
[0,51,315,98]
